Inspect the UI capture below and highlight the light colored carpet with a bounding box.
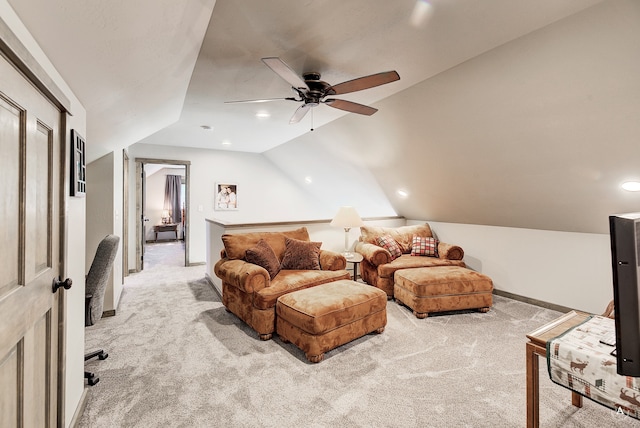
[80,259,640,427]
[143,241,185,269]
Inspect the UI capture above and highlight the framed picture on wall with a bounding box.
[70,129,86,197]
[215,183,238,210]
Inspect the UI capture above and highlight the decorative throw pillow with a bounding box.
[245,239,281,279]
[280,237,322,270]
[377,234,402,260]
[411,235,439,257]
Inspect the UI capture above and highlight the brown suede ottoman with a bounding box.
[276,280,387,363]
[394,266,493,319]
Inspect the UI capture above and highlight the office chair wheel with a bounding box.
[85,371,100,386]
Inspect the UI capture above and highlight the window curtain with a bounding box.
[164,175,182,224]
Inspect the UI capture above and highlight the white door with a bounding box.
[0,53,65,426]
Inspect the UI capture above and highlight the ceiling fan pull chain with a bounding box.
[310,107,314,131]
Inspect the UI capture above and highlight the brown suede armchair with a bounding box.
[354,223,465,298]
[214,227,349,340]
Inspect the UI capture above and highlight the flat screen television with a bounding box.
[609,212,640,377]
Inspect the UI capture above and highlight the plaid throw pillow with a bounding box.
[377,234,402,260]
[411,235,439,257]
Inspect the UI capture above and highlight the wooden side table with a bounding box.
[345,253,363,281]
[525,310,590,428]
[154,223,178,241]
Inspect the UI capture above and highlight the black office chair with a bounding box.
[84,234,120,386]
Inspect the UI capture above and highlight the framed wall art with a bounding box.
[215,183,238,210]
[70,129,86,197]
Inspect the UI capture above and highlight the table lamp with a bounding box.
[330,206,364,258]
[162,210,170,224]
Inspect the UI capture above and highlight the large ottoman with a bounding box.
[394,266,493,319]
[276,280,387,363]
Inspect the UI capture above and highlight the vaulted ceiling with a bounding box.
[9,0,604,158]
[10,0,640,234]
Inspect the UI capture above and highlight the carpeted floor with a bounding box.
[142,241,185,269]
[79,254,640,427]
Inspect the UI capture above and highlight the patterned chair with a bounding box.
[84,234,120,386]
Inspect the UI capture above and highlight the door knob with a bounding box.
[52,276,73,293]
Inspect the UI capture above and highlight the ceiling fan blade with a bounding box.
[328,70,400,95]
[324,99,378,116]
[289,104,312,124]
[262,57,310,91]
[225,97,297,104]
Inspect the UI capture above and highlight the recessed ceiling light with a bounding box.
[255,111,270,118]
[221,140,231,146]
[410,0,433,27]
[200,125,213,131]
[397,189,409,197]
[304,176,313,184]
[622,181,640,192]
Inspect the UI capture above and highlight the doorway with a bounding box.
[134,158,190,271]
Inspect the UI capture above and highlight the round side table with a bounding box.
[345,253,364,281]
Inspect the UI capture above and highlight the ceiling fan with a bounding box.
[225,57,400,125]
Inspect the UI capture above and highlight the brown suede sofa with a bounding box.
[354,223,465,298]
[214,227,349,340]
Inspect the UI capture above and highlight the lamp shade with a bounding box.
[330,206,364,228]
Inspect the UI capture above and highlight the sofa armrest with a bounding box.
[438,242,464,260]
[319,250,347,271]
[214,258,269,293]
[355,241,391,266]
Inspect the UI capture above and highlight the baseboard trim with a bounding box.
[69,386,89,428]
[188,261,206,267]
[493,289,574,314]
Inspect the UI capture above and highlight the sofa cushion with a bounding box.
[222,227,310,260]
[377,254,466,279]
[245,239,281,279]
[360,223,433,253]
[254,269,351,310]
[377,235,402,260]
[411,235,439,257]
[280,237,322,270]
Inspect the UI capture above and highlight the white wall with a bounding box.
[112,149,124,306]
[126,143,338,266]
[264,134,397,218]
[411,220,612,314]
[0,2,87,426]
[86,151,124,314]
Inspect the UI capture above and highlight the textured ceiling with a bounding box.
[8,0,605,161]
